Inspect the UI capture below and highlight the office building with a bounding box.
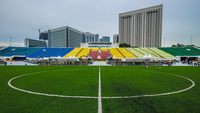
[100,36,110,42]
[48,26,83,47]
[113,34,119,43]
[24,38,47,47]
[83,32,99,43]
[119,4,163,47]
[80,42,118,48]
[39,32,48,40]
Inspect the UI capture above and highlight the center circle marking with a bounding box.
[8,69,195,99]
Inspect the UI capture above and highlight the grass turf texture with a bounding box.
[12,69,98,96]
[0,66,98,113]
[0,66,200,113]
[102,66,200,113]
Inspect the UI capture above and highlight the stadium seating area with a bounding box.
[1,46,200,61]
[64,48,82,58]
[109,48,124,59]
[26,48,47,58]
[0,47,73,58]
[0,47,42,57]
[160,47,200,56]
[126,48,144,58]
[149,48,174,59]
[100,48,110,60]
[118,48,137,58]
[141,48,161,58]
[133,48,159,58]
[76,48,91,58]
[89,48,99,60]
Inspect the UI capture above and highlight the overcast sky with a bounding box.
[0,0,200,47]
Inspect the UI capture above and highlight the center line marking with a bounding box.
[98,66,102,113]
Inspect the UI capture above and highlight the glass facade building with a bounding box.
[83,32,99,43]
[48,26,83,47]
[24,38,47,47]
[100,36,110,42]
[113,34,119,44]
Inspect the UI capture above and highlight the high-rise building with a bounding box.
[113,34,119,44]
[48,26,83,48]
[83,32,99,43]
[119,4,163,47]
[24,38,47,47]
[100,36,110,42]
[39,32,48,40]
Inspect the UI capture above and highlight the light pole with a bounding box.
[9,36,12,47]
[190,36,193,45]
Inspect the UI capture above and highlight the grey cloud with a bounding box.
[0,0,200,46]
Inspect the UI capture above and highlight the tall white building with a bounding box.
[119,4,163,47]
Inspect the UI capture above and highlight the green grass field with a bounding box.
[0,66,200,113]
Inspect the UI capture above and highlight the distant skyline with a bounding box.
[0,0,200,47]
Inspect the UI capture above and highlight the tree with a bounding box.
[171,43,185,47]
[119,43,131,47]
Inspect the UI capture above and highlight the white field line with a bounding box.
[7,69,195,100]
[8,70,98,99]
[102,72,195,99]
[98,66,102,113]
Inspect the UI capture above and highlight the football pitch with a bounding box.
[0,66,200,113]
